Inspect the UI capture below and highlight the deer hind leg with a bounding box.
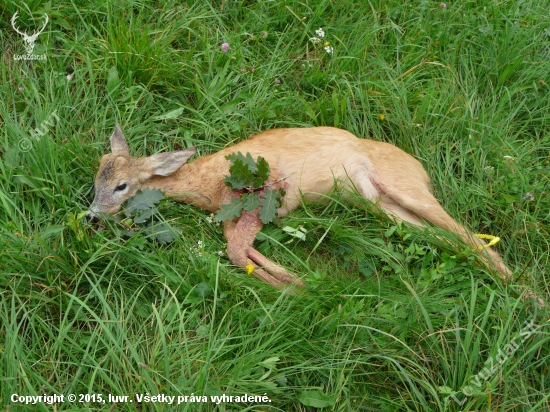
[383,186,549,306]
[388,190,547,306]
[223,212,305,288]
[385,188,512,280]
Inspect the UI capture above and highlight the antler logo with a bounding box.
[11,11,49,55]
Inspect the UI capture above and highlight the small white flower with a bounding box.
[310,37,321,44]
[197,240,203,248]
[315,28,325,38]
[484,166,495,175]
[324,45,334,54]
[206,213,220,226]
[217,250,224,257]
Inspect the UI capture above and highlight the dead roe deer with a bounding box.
[87,124,512,289]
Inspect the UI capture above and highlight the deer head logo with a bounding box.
[11,11,49,55]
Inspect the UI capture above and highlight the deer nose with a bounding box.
[85,211,100,224]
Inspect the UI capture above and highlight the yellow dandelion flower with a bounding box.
[324,41,330,47]
[379,114,385,120]
[245,263,255,274]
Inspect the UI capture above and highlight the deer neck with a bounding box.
[143,152,228,213]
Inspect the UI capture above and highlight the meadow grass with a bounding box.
[1,0,549,411]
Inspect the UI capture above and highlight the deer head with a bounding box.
[86,125,196,223]
[11,11,49,55]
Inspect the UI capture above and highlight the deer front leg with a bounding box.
[223,212,305,288]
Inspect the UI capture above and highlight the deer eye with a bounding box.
[115,183,127,192]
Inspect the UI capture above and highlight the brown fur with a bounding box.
[88,125,514,290]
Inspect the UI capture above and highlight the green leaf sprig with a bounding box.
[102,188,181,243]
[216,152,284,224]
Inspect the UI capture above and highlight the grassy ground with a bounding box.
[1,0,550,411]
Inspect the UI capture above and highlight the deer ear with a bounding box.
[110,124,129,154]
[146,147,197,176]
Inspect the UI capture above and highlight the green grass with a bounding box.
[1,0,550,410]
